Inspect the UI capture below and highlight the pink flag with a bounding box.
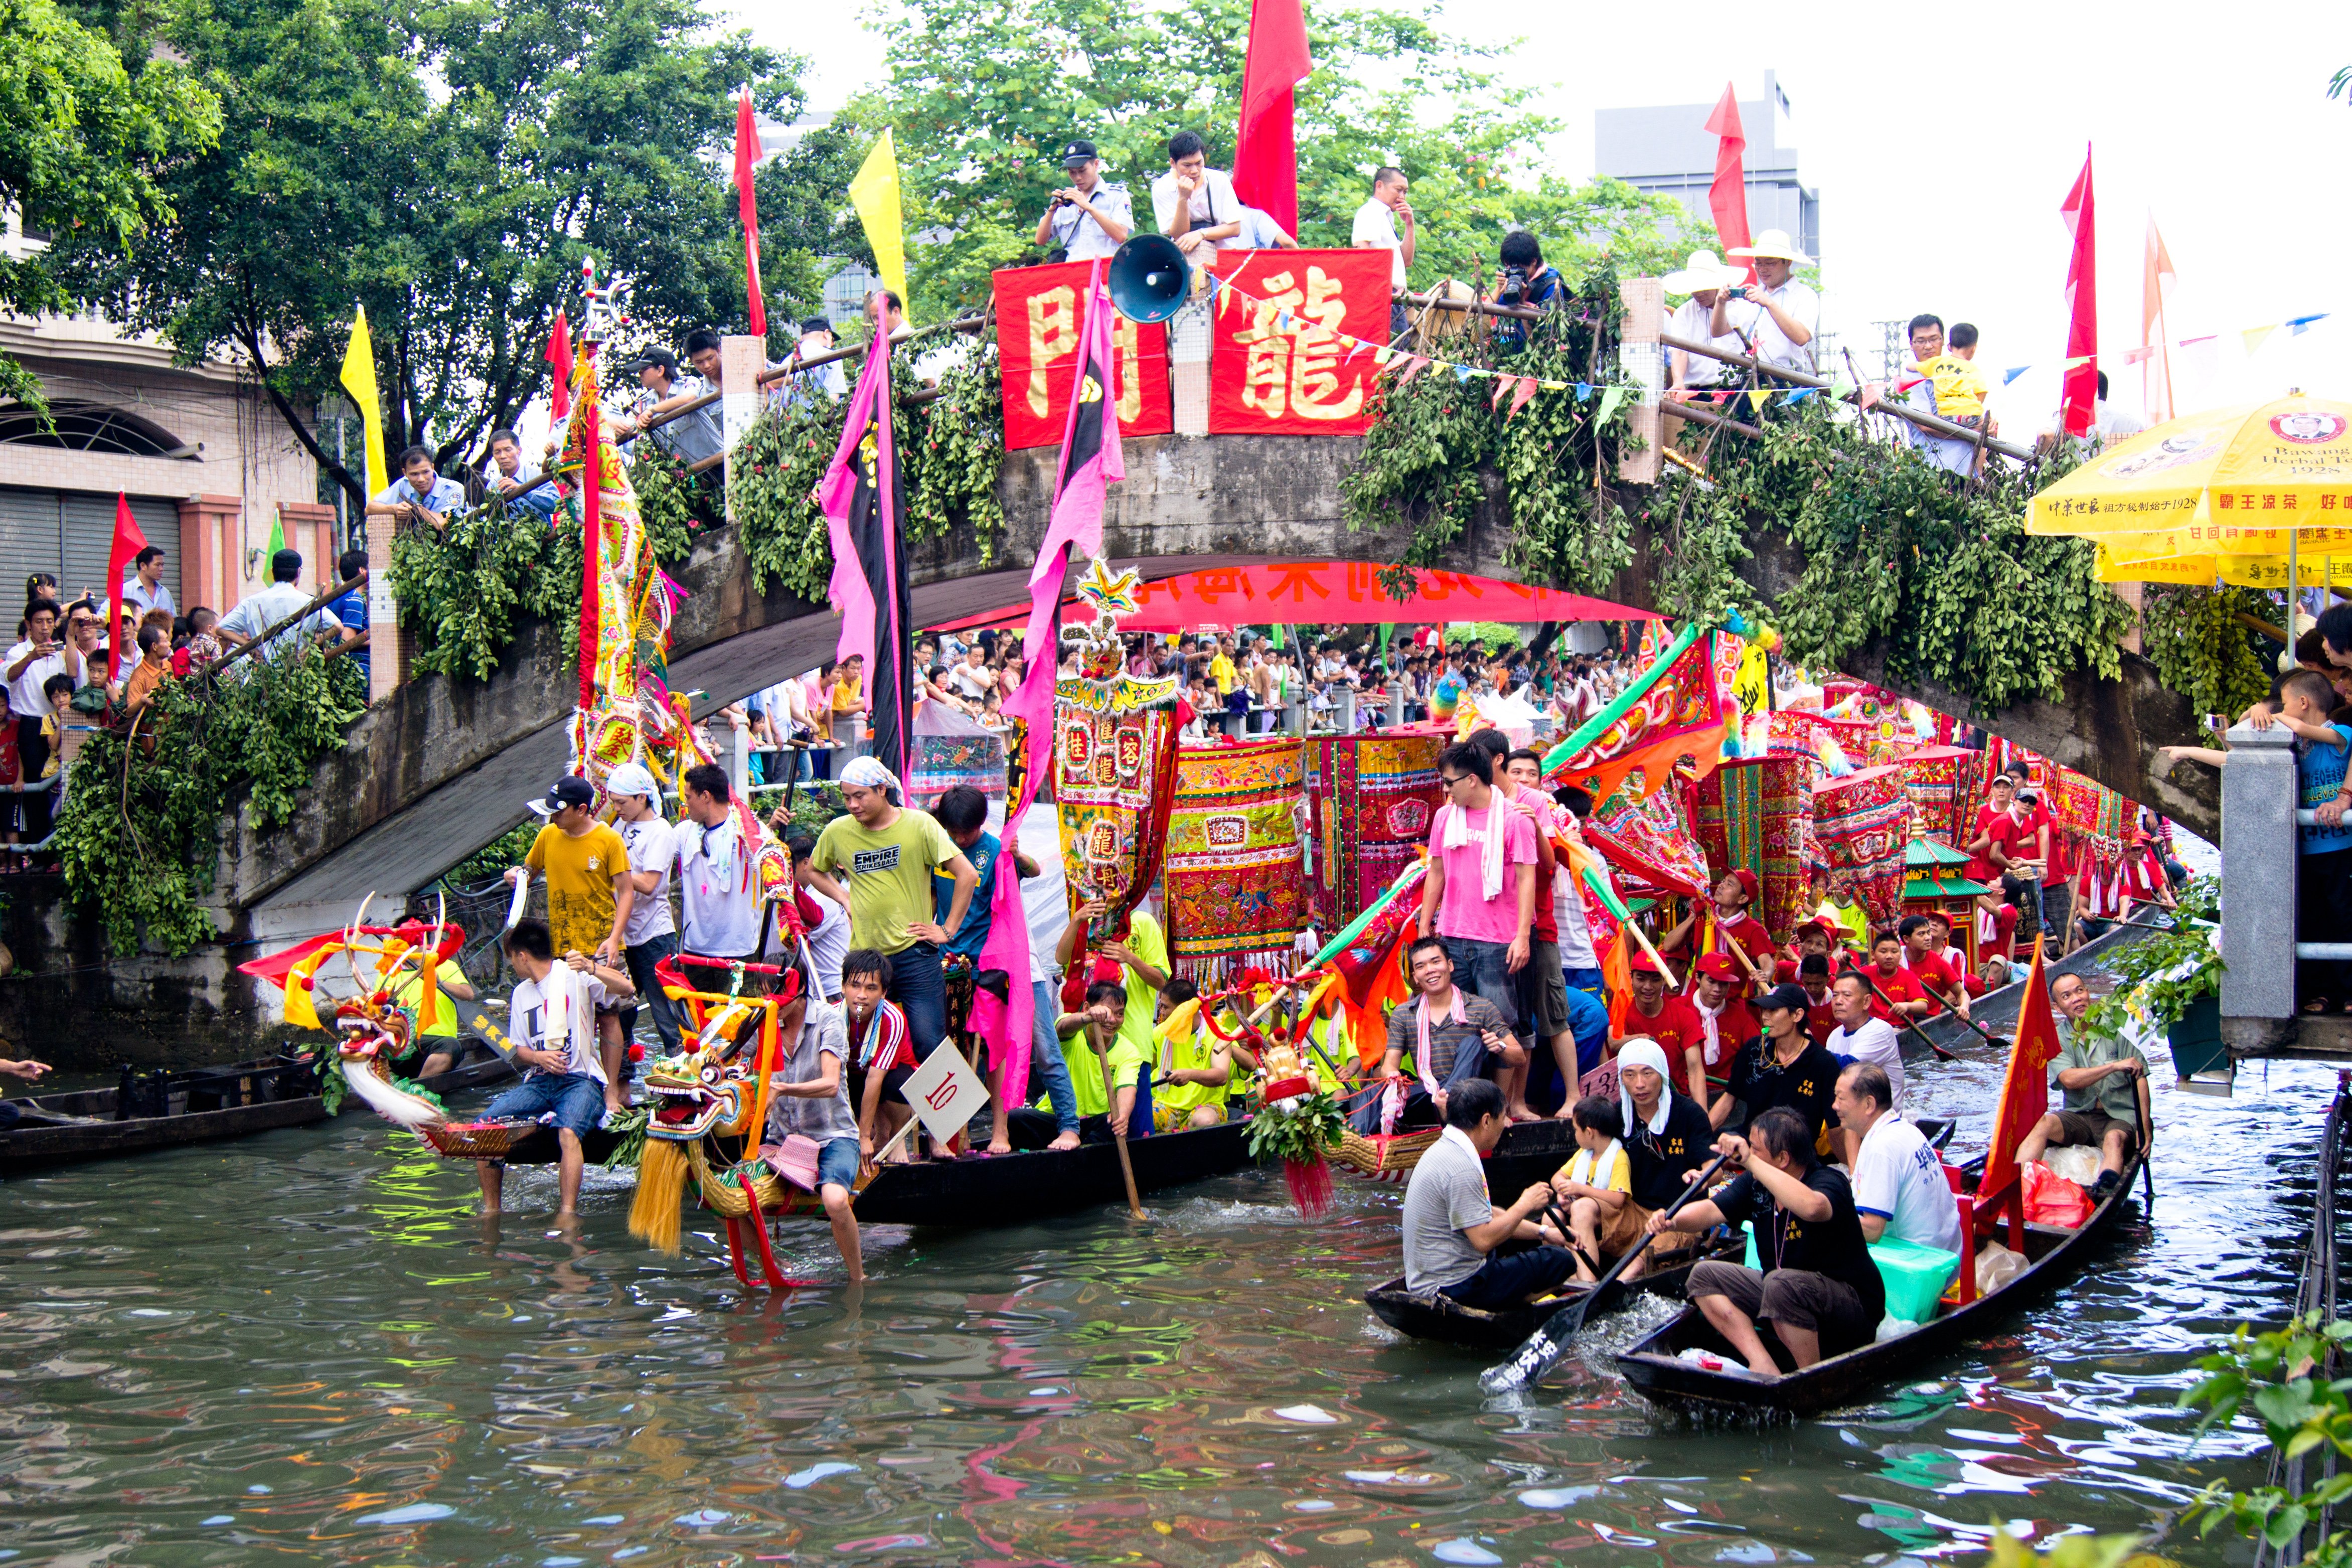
[2060,147,2098,438]
[818,324,914,773]
[972,263,1127,1102]
[1704,84,1753,284]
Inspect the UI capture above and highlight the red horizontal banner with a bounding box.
[990,260,1173,450]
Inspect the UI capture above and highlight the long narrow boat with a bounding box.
[1612,1149,2141,1417]
[0,1045,516,1178]
[850,1120,1254,1226]
[1906,920,2150,1057]
[1365,1233,1745,1350]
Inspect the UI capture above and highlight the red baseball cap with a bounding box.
[1693,953,1739,981]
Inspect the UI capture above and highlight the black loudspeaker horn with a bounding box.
[1107,234,1190,324]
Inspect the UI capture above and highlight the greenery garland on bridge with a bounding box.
[55,652,369,956]
[1340,270,2139,714]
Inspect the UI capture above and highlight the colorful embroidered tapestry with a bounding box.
[1692,756,1808,943]
[1164,739,1312,980]
[2054,765,2135,918]
[907,704,1007,813]
[1550,631,1732,807]
[1055,686,1180,944]
[1812,764,1914,923]
[1586,774,1709,898]
[1898,745,1978,847]
[1302,734,1444,929]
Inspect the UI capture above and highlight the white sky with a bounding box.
[733,0,2352,426]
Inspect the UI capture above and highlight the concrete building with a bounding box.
[0,209,329,621]
[1595,70,1819,267]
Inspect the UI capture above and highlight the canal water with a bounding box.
[2,1046,2323,1566]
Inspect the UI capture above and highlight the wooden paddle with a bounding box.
[1480,1150,1734,1393]
[1097,1031,1146,1220]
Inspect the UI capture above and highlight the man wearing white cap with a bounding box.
[605,761,684,1055]
[1662,250,1744,393]
[1711,229,1819,376]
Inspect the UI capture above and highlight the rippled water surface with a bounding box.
[2,1047,2324,1566]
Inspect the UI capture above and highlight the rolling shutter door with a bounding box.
[0,488,62,609]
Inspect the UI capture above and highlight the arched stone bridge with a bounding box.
[227,434,2214,920]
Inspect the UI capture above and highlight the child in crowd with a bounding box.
[1549,1094,1633,1283]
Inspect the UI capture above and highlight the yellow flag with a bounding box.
[849,129,909,320]
[338,306,388,503]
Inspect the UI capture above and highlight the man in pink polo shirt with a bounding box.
[1417,741,1538,1112]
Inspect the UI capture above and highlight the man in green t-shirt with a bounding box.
[1054,980,1144,1140]
[801,756,977,1066]
[2015,971,2150,1203]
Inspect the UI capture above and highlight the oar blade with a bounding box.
[1479,1297,1593,1393]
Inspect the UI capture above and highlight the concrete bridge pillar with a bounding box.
[1339,688,1357,734]
[721,335,763,526]
[365,522,402,707]
[2221,720,2296,1031]
[1388,685,1405,728]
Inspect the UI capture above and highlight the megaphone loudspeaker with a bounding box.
[1108,235,1191,325]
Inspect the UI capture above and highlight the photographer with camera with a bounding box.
[1352,168,1416,341]
[1035,139,1133,262]
[1491,231,1564,354]
[1709,229,1818,376]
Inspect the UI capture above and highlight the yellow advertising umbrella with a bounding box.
[2030,392,2352,599]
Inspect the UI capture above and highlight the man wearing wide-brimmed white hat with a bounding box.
[1711,228,1819,375]
[1661,249,1744,392]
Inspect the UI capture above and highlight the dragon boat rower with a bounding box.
[476,919,636,1223]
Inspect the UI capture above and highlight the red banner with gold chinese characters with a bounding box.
[991,261,1173,449]
[1206,248,1388,436]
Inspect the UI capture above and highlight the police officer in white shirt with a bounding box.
[369,446,469,530]
[1036,139,1133,261]
[1150,130,1242,256]
[1711,229,1820,376]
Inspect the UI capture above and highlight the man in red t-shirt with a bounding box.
[1660,868,1775,990]
[1614,952,1709,1104]
[1966,772,2028,882]
[1851,931,1933,1026]
[2013,778,2067,955]
[1684,952,1759,1097]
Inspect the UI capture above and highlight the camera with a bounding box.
[1496,264,1531,309]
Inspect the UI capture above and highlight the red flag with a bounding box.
[104,493,147,683]
[1703,84,1753,283]
[732,89,767,338]
[1232,0,1312,235]
[2060,146,2098,438]
[544,310,573,421]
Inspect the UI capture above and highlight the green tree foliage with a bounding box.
[49,0,800,500]
[0,0,219,413]
[852,0,1690,318]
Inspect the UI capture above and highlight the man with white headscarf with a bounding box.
[1612,1036,1718,1283]
[801,753,979,1069]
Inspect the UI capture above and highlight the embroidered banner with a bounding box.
[992,261,1173,450]
[1692,756,1809,943]
[1812,764,1914,924]
[1897,745,1977,847]
[1549,630,1733,807]
[1586,775,1710,898]
[1206,248,1389,436]
[1303,733,1445,930]
[1164,738,1312,980]
[1054,681,1181,943]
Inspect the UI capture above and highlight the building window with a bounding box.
[0,400,195,458]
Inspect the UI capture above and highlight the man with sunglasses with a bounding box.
[1417,743,1538,1099]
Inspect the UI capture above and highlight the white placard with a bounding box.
[899,1044,989,1143]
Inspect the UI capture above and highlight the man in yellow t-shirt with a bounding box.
[508,775,633,962]
[1055,980,1145,1136]
[1056,897,1169,1094]
[1152,981,1233,1130]
[1207,637,1238,697]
